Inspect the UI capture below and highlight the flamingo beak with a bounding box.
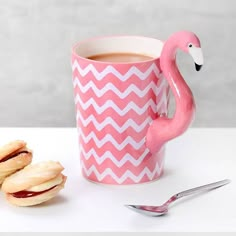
[189,46,204,71]
[195,63,202,71]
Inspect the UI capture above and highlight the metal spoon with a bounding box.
[125,179,230,217]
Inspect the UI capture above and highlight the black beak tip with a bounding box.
[195,63,202,71]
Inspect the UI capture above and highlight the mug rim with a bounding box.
[71,35,164,65]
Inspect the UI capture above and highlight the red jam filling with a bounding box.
[11,185,57,198]
[0,151,29,163]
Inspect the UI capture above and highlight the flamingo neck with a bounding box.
[160,43,195,140]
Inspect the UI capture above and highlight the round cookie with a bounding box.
[0,140,32,184]
[2,161,66,206]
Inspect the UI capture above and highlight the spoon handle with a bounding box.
[175,179,230,199]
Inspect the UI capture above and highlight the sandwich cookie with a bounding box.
[2,161,66,206]
[0,140,32,184]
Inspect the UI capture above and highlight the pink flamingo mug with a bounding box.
[71,31,203,185]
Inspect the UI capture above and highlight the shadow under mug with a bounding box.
[71,33,203,185]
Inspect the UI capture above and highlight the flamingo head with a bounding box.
[175,31,204,71]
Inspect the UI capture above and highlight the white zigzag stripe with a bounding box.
[79,129,145,150]
[76,114,152,133]
[73,77,167,99]
[72,60,162,81]
[75,95,167,115]
[80,145,150,167]
[81,161,163,184]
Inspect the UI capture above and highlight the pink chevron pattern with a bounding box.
[72,55,169,185]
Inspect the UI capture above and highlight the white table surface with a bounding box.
[0,128,235,232]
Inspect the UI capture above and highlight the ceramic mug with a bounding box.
[71,31,203,185]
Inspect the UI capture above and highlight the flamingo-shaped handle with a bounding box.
[146,31,204,154]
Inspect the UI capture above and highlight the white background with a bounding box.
[0,128,235,232]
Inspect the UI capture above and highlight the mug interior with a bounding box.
[73,36,163,60]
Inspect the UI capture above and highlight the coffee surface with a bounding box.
[87,53,153,62]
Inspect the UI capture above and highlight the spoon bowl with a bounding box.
[125,204,168,217]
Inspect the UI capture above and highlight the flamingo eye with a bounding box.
[188,43,193,48]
